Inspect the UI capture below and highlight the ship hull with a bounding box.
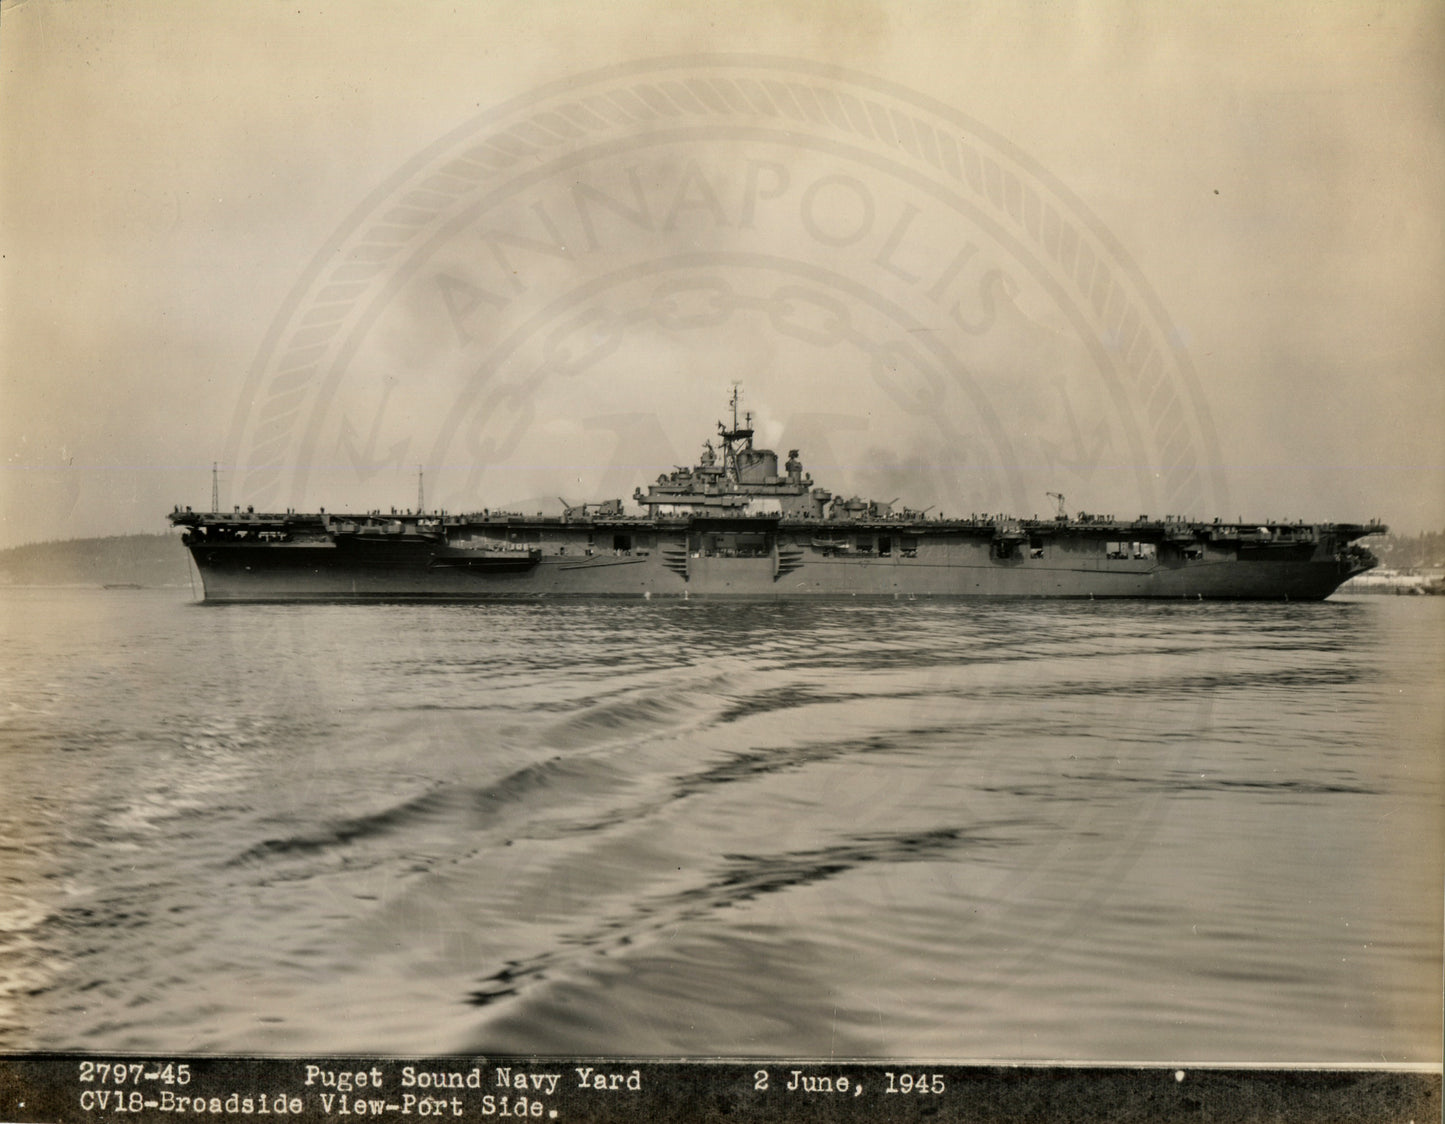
[173,393,1382,604]
[185,528,1370,603]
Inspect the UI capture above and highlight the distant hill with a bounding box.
[0,533,191,588]
[1372,529,1445,572]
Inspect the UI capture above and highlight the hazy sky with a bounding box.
[2,0,1441,548]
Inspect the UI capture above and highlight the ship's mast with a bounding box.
[717,384,755,486]
[211,462,219,514]
[417,465,425,514]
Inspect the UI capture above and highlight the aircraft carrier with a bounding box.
[171,393,1383,602]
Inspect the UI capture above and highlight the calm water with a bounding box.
[1,588,1440,1062]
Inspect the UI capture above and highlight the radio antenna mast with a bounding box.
[212,462,219,513]
[417,466,425,514]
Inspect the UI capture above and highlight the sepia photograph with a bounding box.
[2,1,1441,1119]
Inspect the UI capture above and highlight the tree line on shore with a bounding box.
[1372,530,1445,572]
[0,534,190,587]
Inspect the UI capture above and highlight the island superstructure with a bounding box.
[170,391,1383,602]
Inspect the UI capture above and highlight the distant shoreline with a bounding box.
[0,533,191,588]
